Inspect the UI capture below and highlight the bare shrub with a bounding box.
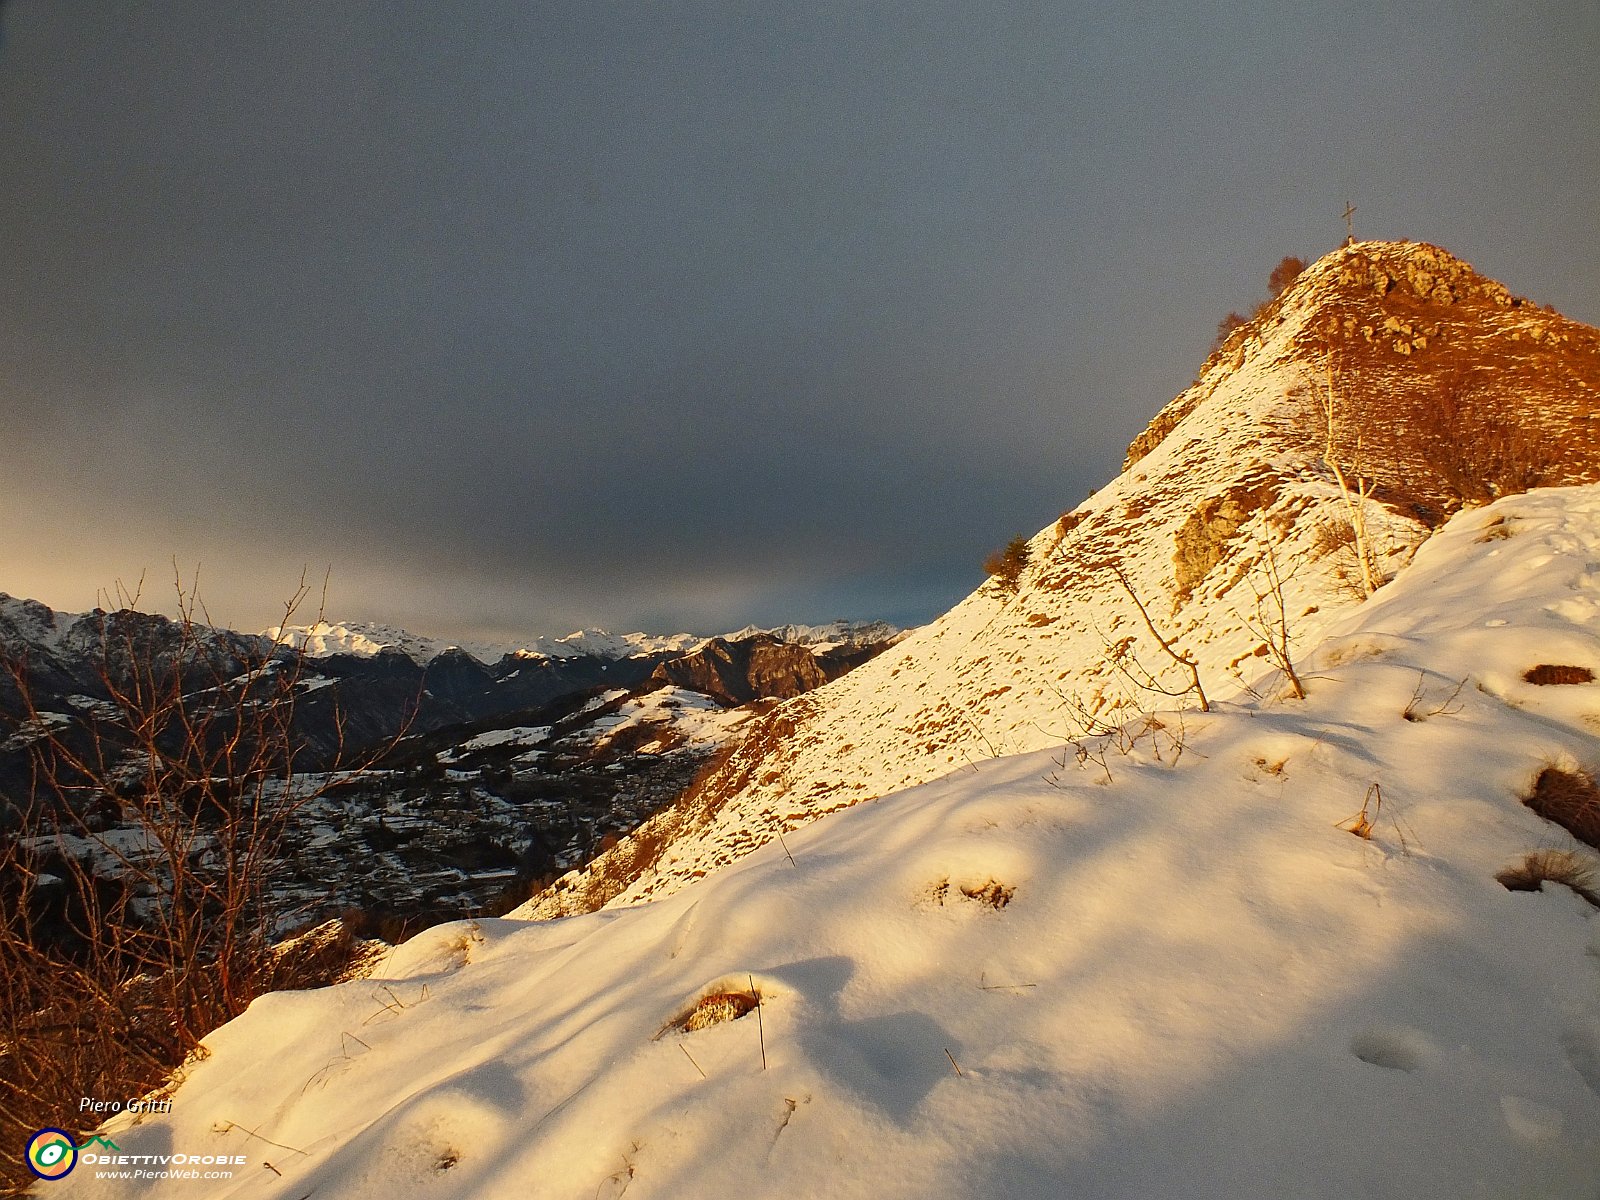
[1523,767,1600,850]
[1523,664,1594,686]
[1243,539,1305,700]
[1402,672,1467,722]
[1269,255,1308,296]
[1105,565,1209,712]
[1313,517,1358,557]
[1211,311,1249,352]
[983,537,1031,594]
[1208,256,1306,353]
[1496,849,1600,908]
[1412,370,1557,505]
[0,577,381,1190]
[265,918,379,991]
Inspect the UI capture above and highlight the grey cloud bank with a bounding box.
[2,2,1596,640]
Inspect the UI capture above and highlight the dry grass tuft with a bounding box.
[960,880,1015,909]
[1523,767,1600,850]
[1523,664,1595,686]
[679,989,760,1032]
[266,919,382,991]
[1496,849,1600,908]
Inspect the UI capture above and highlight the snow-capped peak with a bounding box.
[266,619,904,667]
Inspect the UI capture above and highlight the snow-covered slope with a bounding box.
[71,484,1600,1199]
[525,239,1600,917]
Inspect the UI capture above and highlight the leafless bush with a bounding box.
[1412,371,1556,505]
[1242,539,1305,700]
[1211,311,1249,352]
[983,536,1031,594]
[1208,256,1305,353]
[1313,516,1358,557]
[1335,782,1416,853]
[1268,255,1307,297]
[1106,565,1209,712]
[0,575,378,1190]
[1044,682,1191,788]
[1402,671,1467,721]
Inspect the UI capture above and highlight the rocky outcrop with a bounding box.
[650,634,830,705]
[1173,477,1282,601]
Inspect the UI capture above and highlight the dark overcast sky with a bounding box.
[2,2,1597,640]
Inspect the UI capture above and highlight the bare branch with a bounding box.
[1106,565,1210,712]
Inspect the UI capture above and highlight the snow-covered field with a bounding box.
[69,485,1600,1198]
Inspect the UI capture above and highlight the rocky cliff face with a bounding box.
[519,239,1600,919]
[647,632,894,705]
[650,635,827,704]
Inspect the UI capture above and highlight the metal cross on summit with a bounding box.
[1343,201,1357,244]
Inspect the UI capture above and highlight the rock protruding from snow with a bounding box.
[649,631,898,706]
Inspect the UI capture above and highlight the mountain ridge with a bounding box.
[519,238,1600,919]
[265,617,903,668]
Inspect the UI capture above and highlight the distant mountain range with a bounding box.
[0,595,902,799]
[264,616,902,667]
[0,596,904,922]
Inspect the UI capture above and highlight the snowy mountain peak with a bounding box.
[262,621,704,666]
[524,239,1600,918]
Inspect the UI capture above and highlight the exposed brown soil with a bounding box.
[1523,664,1594,686]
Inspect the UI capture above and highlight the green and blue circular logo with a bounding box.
[25,1129,78,1181]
